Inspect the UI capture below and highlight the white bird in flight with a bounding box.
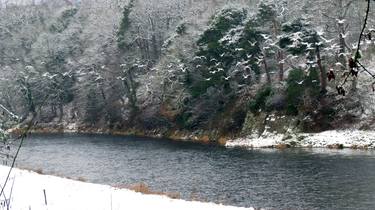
[296,80,304,85]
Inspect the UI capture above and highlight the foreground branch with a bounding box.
[0,117,36,199]
[339,0,373,90]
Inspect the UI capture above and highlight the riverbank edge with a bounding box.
[9,124,375,150]
[226,130,375,149]
[23,125,229,146]
[0,165,252,210]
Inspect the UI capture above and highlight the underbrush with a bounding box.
[115,182,181,199]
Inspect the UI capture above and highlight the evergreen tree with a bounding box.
[279,18,328,93]
[187,8,262,98]
[117,0,135,51]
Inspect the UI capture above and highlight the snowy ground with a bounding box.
[0,166,253,210]
[226,130,375,149]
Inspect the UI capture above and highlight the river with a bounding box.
[14,133,375,209]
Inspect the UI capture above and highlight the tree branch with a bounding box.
[0,104,19,120]
[339,0,372,88]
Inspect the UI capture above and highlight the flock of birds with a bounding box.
[192,28,347,85]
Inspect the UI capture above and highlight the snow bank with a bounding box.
[0,166,253,210]
[299,130,375,148]
[226,130,375,149]
[226,132,285,148]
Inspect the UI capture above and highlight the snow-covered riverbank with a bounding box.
[0,166,253,210]
[226,130,375,149]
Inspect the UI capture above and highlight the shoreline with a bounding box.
[15,125,375,150]
[0,165,252,210]
[13,125,229,146]
[226,130,375,149]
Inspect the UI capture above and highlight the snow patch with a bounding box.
[226,131,285,148]
[226,130,375,149]
[300,130,375,148]
[64,123,78,133]
[0,166,253,210]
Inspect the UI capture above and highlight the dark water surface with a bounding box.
[15,133,375,209]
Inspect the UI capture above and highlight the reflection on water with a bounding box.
[15,133,375,209]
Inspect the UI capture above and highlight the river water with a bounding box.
[14,133,375,209]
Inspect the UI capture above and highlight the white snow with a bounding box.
[220,26,244,46]
[64,123,78,132]
[299,130,375,148]
[226,132,285,148]
[226,130,375,149]
[0,166,253,210]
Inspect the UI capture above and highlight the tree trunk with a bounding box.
[51,105,57,118]
[149,16,159,60]
[338,22,348,70]
[277,51,284,81]
[316,46,327,93]
[25,83,37,118]
[263,58,272,85]
[122,68,139,123]
[58,103,63,122]
[272,19,284,82]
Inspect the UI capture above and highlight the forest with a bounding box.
[0,0,375,144]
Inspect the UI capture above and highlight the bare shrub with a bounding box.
[115,182,180,199]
